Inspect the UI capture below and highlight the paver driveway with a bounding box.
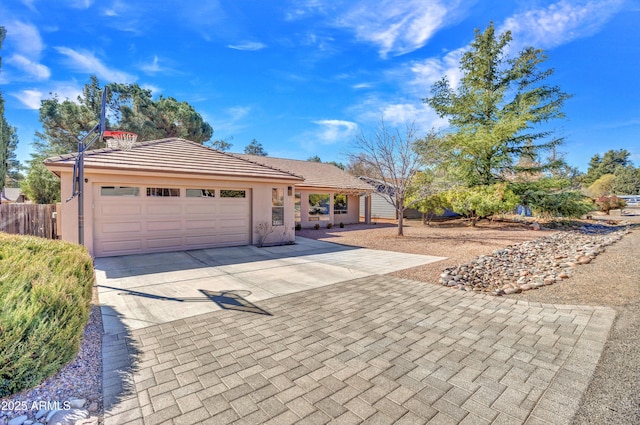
[99,239,614,425]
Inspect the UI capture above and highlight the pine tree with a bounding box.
[423,22,571,187]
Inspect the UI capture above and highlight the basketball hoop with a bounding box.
[103,131,138,150]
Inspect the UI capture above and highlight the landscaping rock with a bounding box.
[440,224,629,295]
[7,416,27,425]
[68,399,85,409]
[46,409,89,425]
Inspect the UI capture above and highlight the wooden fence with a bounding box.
[0,204,57,239]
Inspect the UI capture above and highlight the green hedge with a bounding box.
[0,233,94,397]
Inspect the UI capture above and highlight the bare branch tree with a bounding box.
[349,120,423,236]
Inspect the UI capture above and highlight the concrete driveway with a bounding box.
[95,237,446,333]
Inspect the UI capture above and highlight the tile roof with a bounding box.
[237,154,374,192]
[44,138,303,182]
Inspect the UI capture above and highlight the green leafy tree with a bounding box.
[0,26,21,198]
[582,149,632,186]
[445,183,519,226]
[207,138,233,151]
[21,159,61,204]
[307,155,322,162]
[510,176,591,218]
[423,22,571,187]
[3,129,22,187]
[244,139,268,156]
[24,76,213,202]
[586,174,616,198]
[111,82,213,143]
[612,166,640,195]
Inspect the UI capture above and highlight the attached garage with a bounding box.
[44,138,303,257]
[93,185,251,257]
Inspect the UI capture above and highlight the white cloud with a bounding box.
[141,84,162,95]
[311,119,358,144]
[140,55,162,74]
[209,106,252,135]
[66,0,94,9]
[227,41,267,51]
[335,0,461,58]
[352,82,374,89]
[406,47,466,92]
[11,83,84,109]
[5,20,45,57]
[55,47,136,83]
[6,55,51,80]
[500,0,624,51]
[10,90,43,110]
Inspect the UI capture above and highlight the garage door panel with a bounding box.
[216,233,249,244]
[101,239,143,253]
[100,204,142,216]
[146,204,182,216]
[187,204,218,214]
[146,220,182,231]
[185,235,216,246]
[147,237,184,249]
[100,222,142,233]
[94,185,251,257]
[185,219,217,230]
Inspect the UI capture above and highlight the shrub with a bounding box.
[314,223,320,230]
[327,223,333,229]
[445,183,519,226]
[339,222,344,228]
[0,234,94,397]
[595,195,626,214]
[527,191,594,218]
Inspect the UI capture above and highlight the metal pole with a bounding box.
[78,141,84,245]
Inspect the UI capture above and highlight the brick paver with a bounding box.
[104,275,614,424]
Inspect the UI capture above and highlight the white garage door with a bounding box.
[93,185,251,257]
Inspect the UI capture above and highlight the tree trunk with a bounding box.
[397,211,404,236]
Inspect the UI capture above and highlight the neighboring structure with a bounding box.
[238,155,374,228]
[1,187,27,203]
[44,138,304,257]
[357,176,421,220]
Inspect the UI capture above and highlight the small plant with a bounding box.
[255,221,276,247]
[327,222,333,229]
[339,222,344,228]
[314,223,320,230]
[595,195,626,215]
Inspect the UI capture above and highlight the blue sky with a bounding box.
[1,0,639,171]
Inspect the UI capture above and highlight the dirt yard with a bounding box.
[297,219,547,284]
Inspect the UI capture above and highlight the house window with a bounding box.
[272,188,284,226]
[147,187,180,197]
[220,190,246,198]
[309,193,330,221]
[186,189,215,198]
[334,194,348,214]
[294,193,301,223]
[100,186,139,196]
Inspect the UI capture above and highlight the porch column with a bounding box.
[364,193,372,224]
